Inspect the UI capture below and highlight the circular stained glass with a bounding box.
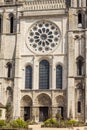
[27,20,61,54]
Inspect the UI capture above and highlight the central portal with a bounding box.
[39,107,48,121]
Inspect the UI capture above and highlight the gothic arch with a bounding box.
[35,93,52,106]
[9,13,15,33]
[55,95,64,107]
[77,10,85,28]
[21,95,32,107]
[76,56,84,76]
[38,57,51,64]
[6,86,13,96]
[55,62,63,67]
[21,95,32,121]
[24,62,33,68]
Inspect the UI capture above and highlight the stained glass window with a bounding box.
[56,65,62,89]
[39,60,49,89]
[25,66,32,89]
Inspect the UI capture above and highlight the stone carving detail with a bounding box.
[56,95,64,106]
[21,95,32,106]
[27,20,61,54]
[37,94,51,106]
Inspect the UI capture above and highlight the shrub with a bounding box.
[10,118,28,128]
[0,120,6,128]
[65,120,80,127]
[56,113,62,121]
[42,118,85,128]
[26,120,37,125]
[42,118,57,127]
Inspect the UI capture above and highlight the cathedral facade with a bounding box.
[0,0,87,122]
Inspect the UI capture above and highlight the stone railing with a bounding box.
[23,0,66,11]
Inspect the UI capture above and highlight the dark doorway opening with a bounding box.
[24,107,30,121]
[58,106,64,119]
[39,107,48,121]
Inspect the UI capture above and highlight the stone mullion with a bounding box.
[51,57,56,90]
[32,91,39,122]
[51,91,56,118]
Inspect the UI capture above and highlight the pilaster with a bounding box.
[33,57,39,90]
[67,32,75,119]
[85,31,87,122]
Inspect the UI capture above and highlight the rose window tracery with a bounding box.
[27,20,61,54]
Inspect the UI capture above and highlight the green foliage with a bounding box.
[10,119,28,128]
[56,113,62,121]
[0,120,6,128]
[0,119,29,128]
[26,120,37,125]
[65,120,85,127]
[42,118,86,128]
[0,109,2,117]
[43,118,57,127]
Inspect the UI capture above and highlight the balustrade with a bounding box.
[24,0,66,10]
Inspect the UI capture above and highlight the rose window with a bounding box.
[27,20,61,54]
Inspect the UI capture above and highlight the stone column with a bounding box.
[13,32,21,119]
[67,32,75,119]
[32,91,39,122]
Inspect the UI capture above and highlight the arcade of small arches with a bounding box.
[20,93,65,121]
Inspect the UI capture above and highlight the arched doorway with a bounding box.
[36,93,51,121]
[56,95,64,119]
[21,95,32,121]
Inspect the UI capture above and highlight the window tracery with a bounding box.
[27,20,61,54]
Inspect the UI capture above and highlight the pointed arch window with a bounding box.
[25,65,32,89]
[78,12,82,27]
[39,60,49,89]
[76,56,84,76]
[7,86,12,97]
[56,65,62,89]
[9,14,14,33]
[77,101,81,113]
[78,13,82,24]
[7,63,12,78]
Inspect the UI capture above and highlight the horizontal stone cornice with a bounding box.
[20,9,67,17]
